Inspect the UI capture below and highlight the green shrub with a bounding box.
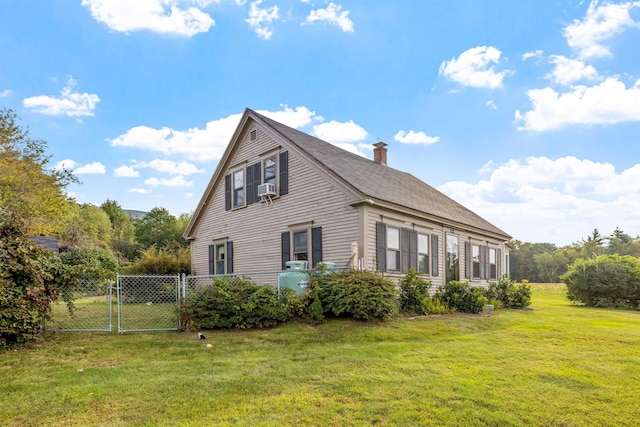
[0,216,72,348]
[485,275,532,309]
[398,268,432,314]
[436,281,487,314]
[180,276,290,329]
[422,295,454,315]
[561,255,640,309]
[313,270,398,321]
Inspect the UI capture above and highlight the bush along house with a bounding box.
[183,108,511,287]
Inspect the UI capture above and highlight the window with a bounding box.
[233,169,244,207]
[489,248,497,279]
[386,226,400,271]
[472,244,480,278]
[263,155,277,185]
[293,230,308,261]
[446,233,459,283]
[250,129,257,141]
[208,241,233,275]
[418,233,429,274]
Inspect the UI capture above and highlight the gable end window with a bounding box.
[281,226,323,269]
[208,241,234,275]
[233,169,244,207]
[250,129,257,141]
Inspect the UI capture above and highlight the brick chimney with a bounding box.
[373,142,388,165]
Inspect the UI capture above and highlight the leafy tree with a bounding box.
[134,207,183,249]
[100,199,136,259]
[120,245,191,275]
[0,109,76,235]
[60,203,112,249]
[509,240,557,282]
[0,215,72,347]
[534,250,567,283]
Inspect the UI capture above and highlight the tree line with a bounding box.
[509,228,640,283]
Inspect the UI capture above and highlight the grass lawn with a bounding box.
[2,284,639,426]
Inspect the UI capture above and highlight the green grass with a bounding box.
[2,285,639,426]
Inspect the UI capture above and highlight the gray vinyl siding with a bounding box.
[190,126,359,275]
[362,207,509,288]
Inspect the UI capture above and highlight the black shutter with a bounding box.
[431,234,439,277]
[409,230,418,271]
[497,248,502,279]
[311,227,323,268]
[227,241,234,274]
[279,151,288,195]
[400,228,410,273]
[253,162,262,204]
[376,222,387,272]
[208,244,215,275]
[281,231,290,270]
[246,165,254,205]
[465,241,471,279]
[224,174,231,211]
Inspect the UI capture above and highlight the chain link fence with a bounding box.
[48,267,350,333]
[116,274,182,332]
[47,275,113,332]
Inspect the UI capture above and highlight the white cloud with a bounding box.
[563,0,640,58]
[246,0,279,40]
[486,100,497,110]
[0,89,12,97]
[439,46,514,89]
[129,188,152,194]
[438,156,640,246]
[54,159,78,170]
[304,2,354,32]
[114,165,139,178]
[23,77,100,117]
[515,77,640,131]
[545,55,599,85]
[81,0,215,36]
[393,130,440,144]
[312,120,367,143]
[522,50,543,61]
[75,162,106,175]
[145,176,194,187]
[140,159,204,175]
[109,113,243,161]
[258,105,322,128]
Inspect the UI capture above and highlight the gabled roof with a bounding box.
[185,108,511,240]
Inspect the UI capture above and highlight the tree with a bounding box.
[59,203,112,249]
[100,199,136,259]
[134,207,182,249]
[0,109,77,234]
[534,250,567,283]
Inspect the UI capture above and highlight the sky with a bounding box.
[1,0,639,247]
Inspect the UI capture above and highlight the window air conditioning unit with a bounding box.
[258,183,276,197]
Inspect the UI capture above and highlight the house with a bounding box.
[183,108,511,287]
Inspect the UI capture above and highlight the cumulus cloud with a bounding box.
[81,0,215,36]
[257,105,322,128]
[563,0,640,58]
[304,2,354,32]
[486,100,497,110]
[75,162,106,175]
[129,188,152,194]
[439,46,514,89]
[145,176,194,187]
[545,55,599,85]
[515,77,640,131]
[246,0,279,40]
[393,130,440,144]
[438,156,640,245]
[54,159,78,170]
[23,77,100,117]
[140,159,204,175]
[522,50,543,61]
[114,165,139,178]
[0,89,12,98]
[312,120,367,143]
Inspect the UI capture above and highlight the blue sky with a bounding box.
[1,0,639,246]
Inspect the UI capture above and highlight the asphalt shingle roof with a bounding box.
[252,109,511,239]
